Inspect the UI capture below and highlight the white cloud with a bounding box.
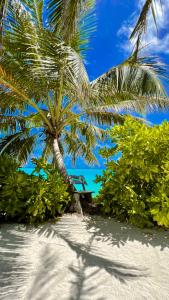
[118,0,169,56]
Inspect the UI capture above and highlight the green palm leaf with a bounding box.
[47,0,95,47]
[0,131,37,164]
[0,115,26,134]
[130,0,158,40]
[90,55,168,113]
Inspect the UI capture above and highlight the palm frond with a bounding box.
[85,110,125,125]
[130,0,157,40]
[0,114,26,134]
[0,0,8,18]
[0,89,28,113]
[90,55,168,113]
[2,7,91,103]
[41,137,54,161]
[0,131,37,164]
[47,0,96,46]
[69,0,96,56]
[21,0,44,29]
[60,118,106,165]
[105,96,169,114]
[25,113,44,128]
[46,0,65,30]
[62,130,97,165]
[0,66,53,131]
[0,0,8,42]
[70,120,106,140]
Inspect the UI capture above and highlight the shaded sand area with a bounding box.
[1,215,169,300]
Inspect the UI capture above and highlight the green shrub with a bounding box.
[0,156,71,223]
[0,154,19,186]
[95,117,169,228]
[26,158,71,222]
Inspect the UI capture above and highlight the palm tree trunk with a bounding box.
[53,138,67,178]
[53,138,83,215]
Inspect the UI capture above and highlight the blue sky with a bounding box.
[85,0,169,125]
[86,0,136,79]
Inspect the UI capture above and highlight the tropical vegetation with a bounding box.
[95,117,169,229]
[0,0,168,181]
[0,155,70,223]
[0,0,169,223]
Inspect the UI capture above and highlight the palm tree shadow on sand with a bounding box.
[2,214,169,300]
[36,220,148,300]
[65,235,147,300]
[0,224,31,299]
[82,215,169,250]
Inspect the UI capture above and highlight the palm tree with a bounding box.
[0,0,168,178]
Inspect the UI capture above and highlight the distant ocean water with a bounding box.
[21,168,104,196]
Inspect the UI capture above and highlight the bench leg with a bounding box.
[73,193,83,215]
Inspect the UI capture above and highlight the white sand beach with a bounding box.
[1,214,169,300]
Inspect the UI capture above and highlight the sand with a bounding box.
[1,214,169,300]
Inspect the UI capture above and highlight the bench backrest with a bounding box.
[69,175,87,191]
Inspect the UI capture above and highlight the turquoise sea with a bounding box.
[21,168,104,196]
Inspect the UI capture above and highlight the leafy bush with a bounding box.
[95,117,169,228]
[0,156,71,223]
[0,154,19,186]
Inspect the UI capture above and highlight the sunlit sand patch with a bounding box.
[1,214,169,300]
